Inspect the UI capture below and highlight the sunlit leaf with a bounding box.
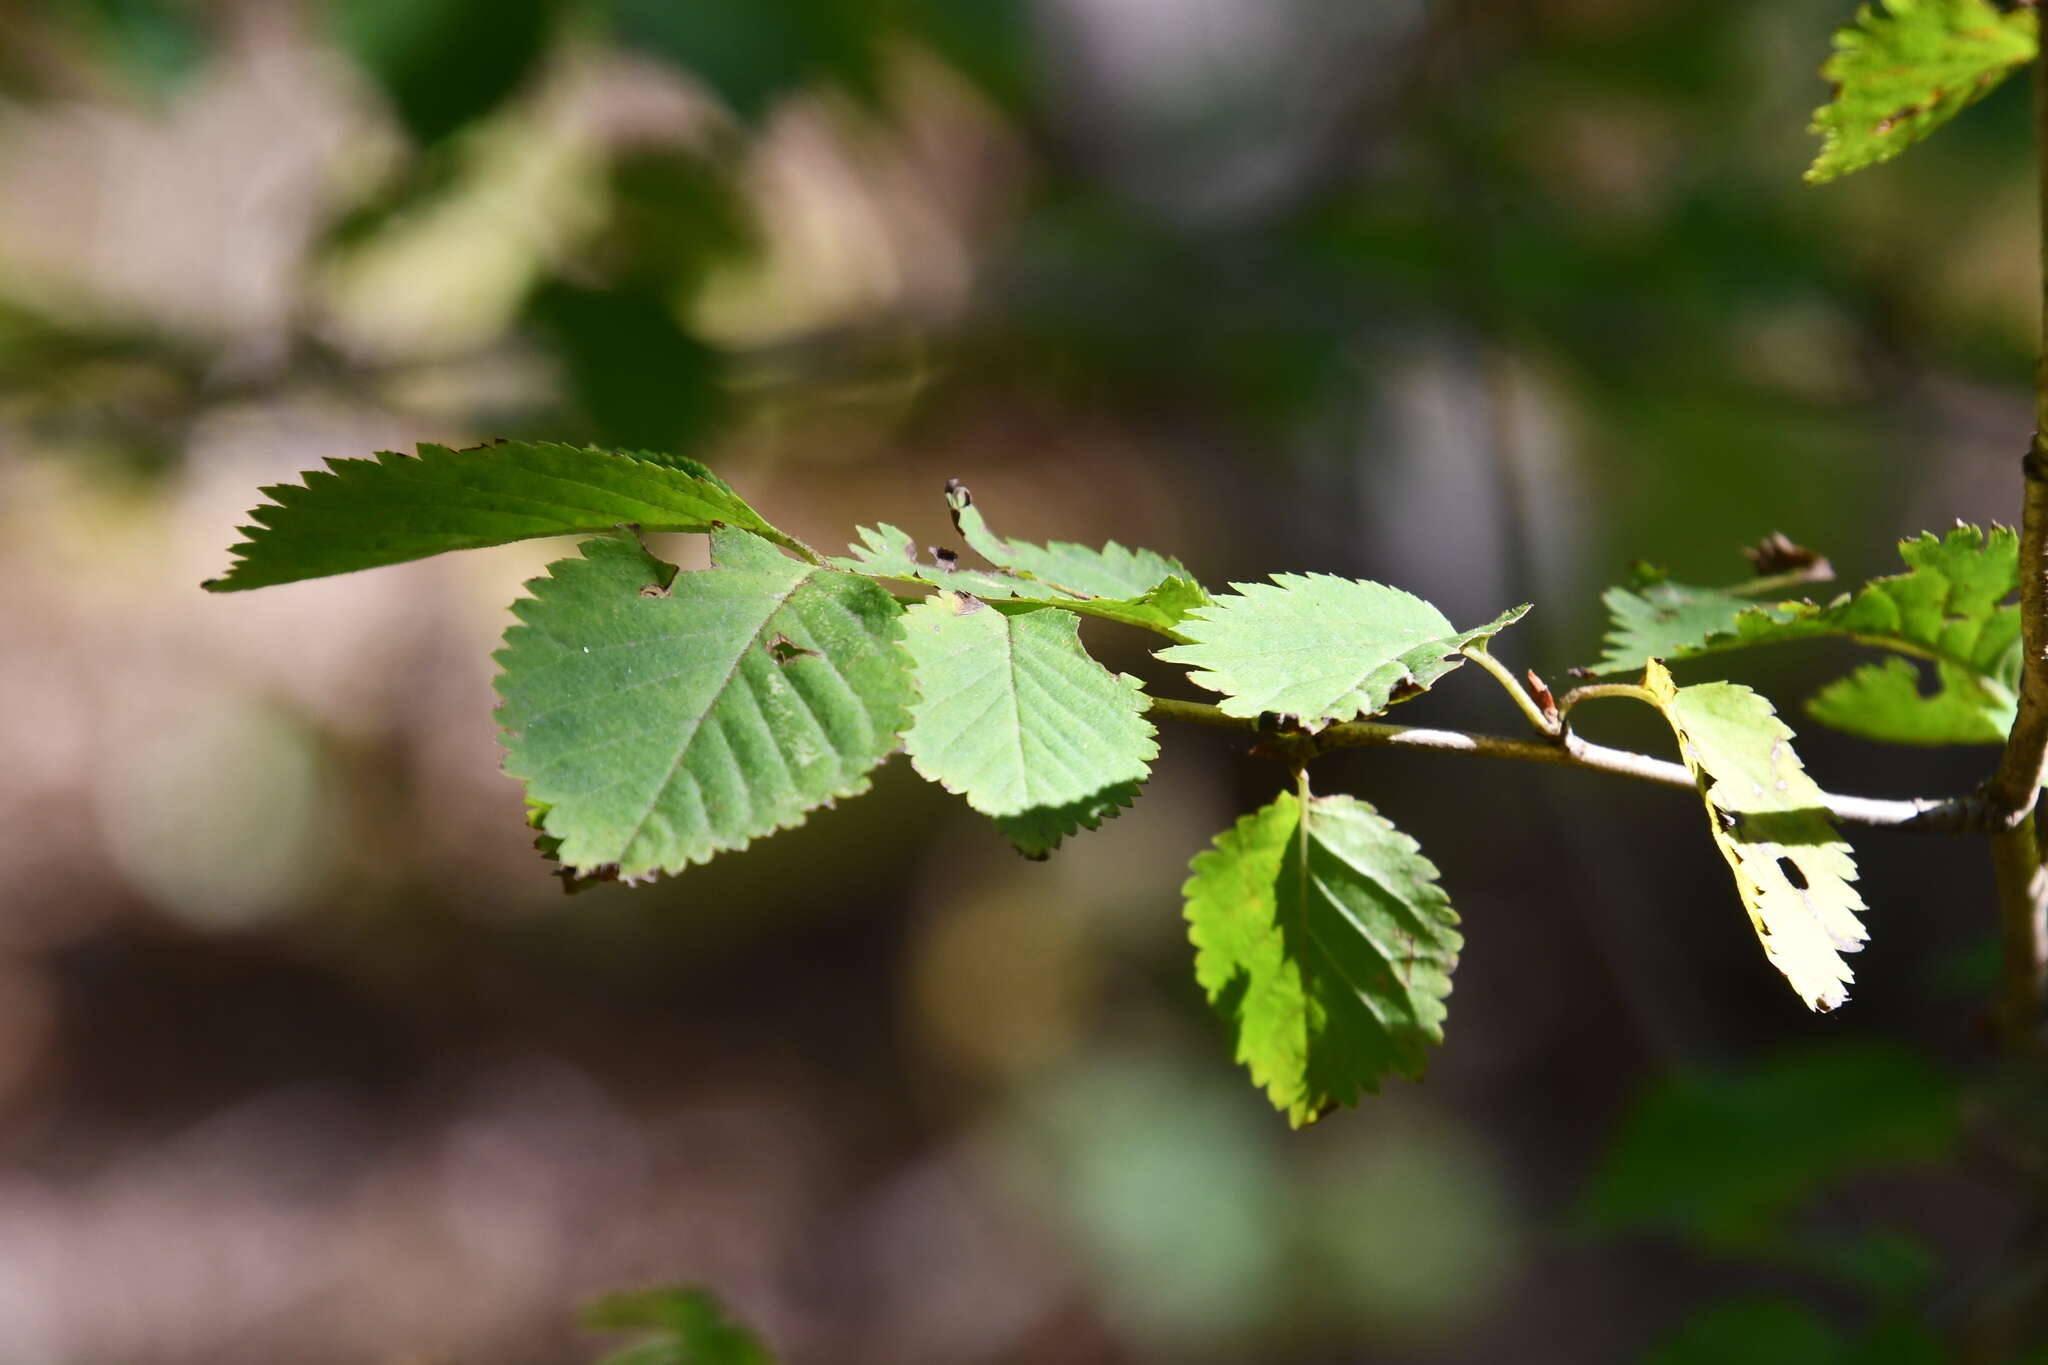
[1184,788,1461,1126]
[1159,577,1526,729]
[1594,526,2020,745]
[1806,0,2036,184]
[900,590,1156,856]
[1807,656,2013,745]
[1644,660,1867,1011]
[204,441,799,591]
[496,531,912,879]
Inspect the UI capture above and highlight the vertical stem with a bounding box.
[1982,49,2048,1044]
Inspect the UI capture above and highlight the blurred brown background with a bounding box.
[0,0,2037,1360]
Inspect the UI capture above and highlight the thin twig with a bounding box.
[1143,697,1973,832]
[1557,681,1658,718]
[1462,645,1560,736]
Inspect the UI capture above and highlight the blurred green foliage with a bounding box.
[585,1287,777,1365]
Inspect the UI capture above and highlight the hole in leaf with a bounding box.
[766,634,817,665]
[1778,856,1809,891]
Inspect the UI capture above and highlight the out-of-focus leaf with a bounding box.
[529,280,728,453]
[54,0,208,97]
[1647,1298,1840,1365]
[607,0,884,121]
[1159,579,1526,730]
[204,441,795,591]
[898,590,1156,856]
[1807,0,2036,184]
[601,149,762,297]
[1583,1044,1959,1246]
[334,0,559,146]
[899,0,1034,108]
[585,1286,776,1364]
[1184,789,1460,1126]
[496,532,913,880]
[1645,660,1866,1011]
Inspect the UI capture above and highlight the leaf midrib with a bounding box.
[614,565,815,862]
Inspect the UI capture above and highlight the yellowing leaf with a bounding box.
[1644,661,1868,1011]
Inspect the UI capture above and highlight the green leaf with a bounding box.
[899,590,1157,856]
[1157,576,1528,729]
[585,1286,776,1365]
[1644,660,1868,1012]
[1184,788,1461,1126]
[1807,656,2013,744]
[495,531,913,879]
[1806,0,2036,185]
[1592,578,1758,676]
[1594,526,2020,744]
[834,523,1211,639]
[335,0,558,146]
[204,441,799,591]
[945,480,1194,600]
[832,523,1043,600]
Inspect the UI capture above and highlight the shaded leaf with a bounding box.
[1184,789,1461,1126]
[1806,0,2036,184]
[1158,577,1527,729]
[990,781,1145,859]
[205,441,798,591]
[1644,660,1867,1011]
[586,1286,776,1365]
[496,532,912,878]
[899,590,1156,856]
